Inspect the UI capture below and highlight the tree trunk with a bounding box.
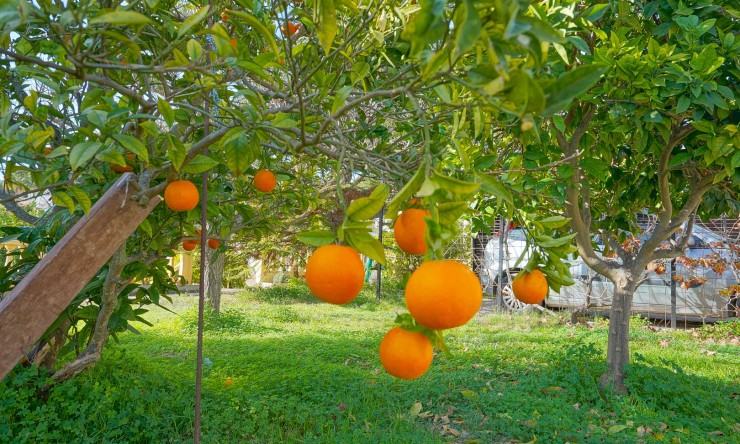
[51,246,128,382]
[599,275,636,394]
[204,247,224,313]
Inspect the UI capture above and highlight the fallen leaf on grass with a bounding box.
[700,349,717,356]
[608,424,629,434]
[659,340,670,347]
[708,430,724,436]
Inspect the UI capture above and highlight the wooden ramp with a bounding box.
[0,174,161,379]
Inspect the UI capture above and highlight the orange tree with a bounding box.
[0,0,606,380]
[470,1,739,394]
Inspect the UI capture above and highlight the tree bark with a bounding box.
[204,247,224,313]
[599,273,637,394]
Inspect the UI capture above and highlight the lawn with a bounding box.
[1,283,738,443]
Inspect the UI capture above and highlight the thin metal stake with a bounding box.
[376,206,384,301]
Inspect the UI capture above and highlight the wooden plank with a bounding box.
[0,174,161,379]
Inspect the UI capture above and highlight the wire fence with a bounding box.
[370,216,739,324]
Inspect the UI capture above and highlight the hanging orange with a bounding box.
[111,153,135,173]
[164,180,199,212]
[511,269,549,305]
[254,169,277,192]
[379,326,433,380]
[394,208,429,255]
[305,244,364,304]
[405,260,482,330]
[182,240,197,251]
[207,238,221,249]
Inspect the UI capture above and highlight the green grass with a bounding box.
[2,283,739,443]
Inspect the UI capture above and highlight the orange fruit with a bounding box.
[221,11,229,22]
[305,244,364,304]
[254,169,277,192]
[207,238,221,249]
[230,38,237,48]
[224,378,234,387]
[511,269,549,304]
[379,326,433,380]
[112,153,135,173]
[394,208,429,255]
[405,260,482,330]
[183,240,197,251]
[164,180,199,212]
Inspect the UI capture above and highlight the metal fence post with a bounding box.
[376,206,384,301]
[670,258,677,329]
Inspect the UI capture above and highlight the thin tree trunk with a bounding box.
[600,276,636,394]
[204,247,224,313]
[51,246,127,382]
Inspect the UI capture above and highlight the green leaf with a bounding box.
[186,38,203,61]
[225,10,279,56]
[69,141,102,170]
[347,184,390,221]
[478,174,514,205]
[668,152,693,168]
[536,216,570,229]
[387,163,426,222]
[317,0,337,54]
[676,95,691,114]
[210,23,233,56]
[68,186,92,214]
[402,0,447,57]
[182,154,219,173]
[552,115,565,132]
[111,134,149,163]
[345,230,386,265]
[541,65,609,116]
[221,128,260,176]
[86,110,108,128]
[429,172,480,196]
[453,0,481,57]
[166,135,187,171]
[157,97,175,126]
[508,71,546,113]
[331,85,352,114]
[51,191,75,210]
[90,10,153,25]
[437,202,468,225]
[535,232,576,248]
[578,4,610,22]
[297,230,336,247]
[177,6,209,39]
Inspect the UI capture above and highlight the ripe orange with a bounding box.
[394,208,429,255]
[183,240,197,251]
[405,260,482,330]
[112,153,135,173]
[254,169,277,192]
[280,22,300,36]
[221,11,229,22]
[305,244,364,304]
[164,180,199,212]
[207,238,221,249]
[230,38,237,48]
[379,326,433,380]
[511,269,549,304]
[224,378,234,387]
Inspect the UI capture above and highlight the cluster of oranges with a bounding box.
[304,200,484,380]
[162,169,278,251]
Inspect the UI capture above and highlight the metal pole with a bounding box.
[496,216,505,308]
[376,207,384,301]
[670,258,677,329]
